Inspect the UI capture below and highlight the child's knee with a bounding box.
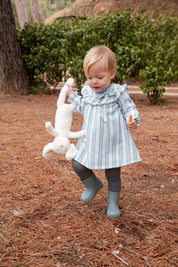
[72,159,93,180]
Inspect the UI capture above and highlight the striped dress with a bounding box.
[68,82,141,169]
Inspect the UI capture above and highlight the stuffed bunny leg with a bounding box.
[65,144,78,160]
[43,142,55,160]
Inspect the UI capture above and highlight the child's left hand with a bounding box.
[127,119,137,132]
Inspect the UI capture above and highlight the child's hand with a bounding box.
[127,119,137,132]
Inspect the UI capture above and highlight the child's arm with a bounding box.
[67,85,85,115]
[117,84,140,129]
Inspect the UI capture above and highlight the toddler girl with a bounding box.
[67,45,141,218]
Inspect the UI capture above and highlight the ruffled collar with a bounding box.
[81,82,124,105]
[82,81,116,97]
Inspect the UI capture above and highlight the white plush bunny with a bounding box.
[43,78,85,160]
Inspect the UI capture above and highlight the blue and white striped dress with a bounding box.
[68,82,141,169]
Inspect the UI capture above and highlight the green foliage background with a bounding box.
[17,10,178,104]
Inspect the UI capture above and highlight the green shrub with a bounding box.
[17,10,178,104]
[137,14,178,104]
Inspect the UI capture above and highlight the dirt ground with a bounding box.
[0,90,177,266]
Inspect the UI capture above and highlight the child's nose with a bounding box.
[93,78,98,84]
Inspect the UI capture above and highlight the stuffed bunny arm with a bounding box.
[68,130,85,138]
[45,122,58,137]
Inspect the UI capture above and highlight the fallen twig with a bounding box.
[0,250,9,263]
[129,211,142,216]
[112,250,129,266]
[118,244,151,267]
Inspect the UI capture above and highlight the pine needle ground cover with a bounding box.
[0,93,177,266]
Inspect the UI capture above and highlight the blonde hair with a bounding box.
[83,45,117,77]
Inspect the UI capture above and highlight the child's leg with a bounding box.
[72,159,103,203]
[105,167,121,218]
[105,167,121,192]
[72,159,94,180]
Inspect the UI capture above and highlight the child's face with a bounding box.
[86,59,115,93]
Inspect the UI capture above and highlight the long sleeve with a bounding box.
[68,91,85,115]
[117,84,140,126]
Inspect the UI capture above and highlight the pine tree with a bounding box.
[29,0,44,23]
[14,0,30,28]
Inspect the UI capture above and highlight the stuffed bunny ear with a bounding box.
[42,143,55,160]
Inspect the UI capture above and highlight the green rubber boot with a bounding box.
[81,175,103,203]
[107,191,121,218]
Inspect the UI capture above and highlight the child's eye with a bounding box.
[98,77,103,80]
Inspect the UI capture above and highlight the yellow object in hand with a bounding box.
[129,114,132,122]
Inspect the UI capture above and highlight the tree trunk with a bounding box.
[14,0,30,28]
[0,0,29,95]
[29,0,44,23]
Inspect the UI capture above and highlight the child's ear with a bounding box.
[111,70,116,79]
[111,71,116,79]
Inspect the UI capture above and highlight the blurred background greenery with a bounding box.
[11,0,76,27]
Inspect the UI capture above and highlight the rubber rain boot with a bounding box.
[107,191,121,218]
[81,175,103,203]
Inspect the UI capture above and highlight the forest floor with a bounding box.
[0,89,177,266]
